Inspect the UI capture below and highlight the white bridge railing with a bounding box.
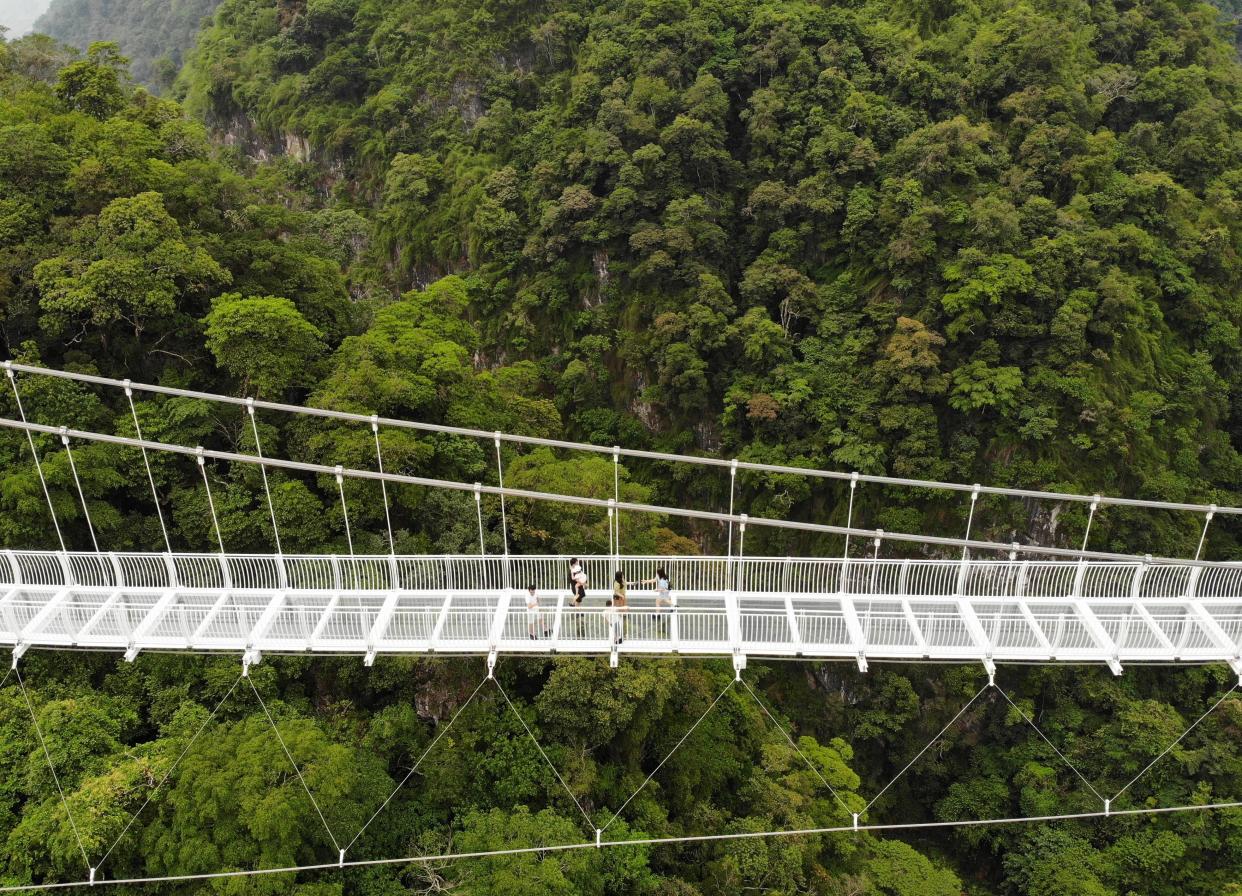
[1,553,1241,676]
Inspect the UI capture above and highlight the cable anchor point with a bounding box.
[339,849,345,867]
[595,828,602,848]
[1104,798,1110,817]
[852,813,859,832]
[89,867,96,886]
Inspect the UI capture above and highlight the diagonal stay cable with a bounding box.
[737,676,854,816]
[14,664,89,873]
[95,673,245,873]
[247,675,340,853]
[600,678,735,834]
[863,682,990,814]
[1112,682,1239,804]
[344,673,490,853]
[992,682,1105,804]
[492,675,594,831]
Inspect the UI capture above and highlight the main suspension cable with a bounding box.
[8,361,1232,518]
[0,415,1207,565]
[3,800,1242,893]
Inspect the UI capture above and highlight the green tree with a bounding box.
[204,294,325,396]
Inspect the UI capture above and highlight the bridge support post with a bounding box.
[852,813,859,832]
[733,651,746,681]
[1104,798,1110,817]
[595,828,602,848]
[339,849,345,867]
[89,867,95,886]
[487,648,497,679]
[983,657,995,687]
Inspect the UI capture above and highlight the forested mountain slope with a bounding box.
[34,0,219,88]
[180,0,1242,559]
[2,2,1242,895]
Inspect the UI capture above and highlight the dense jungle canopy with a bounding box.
[2,0,1242,893]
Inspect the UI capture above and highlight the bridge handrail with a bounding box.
[3,552,1241,601]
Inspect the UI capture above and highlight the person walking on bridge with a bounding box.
[525,583,548,640]
[612,570,628,644]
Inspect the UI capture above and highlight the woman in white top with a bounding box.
[604,599,621,645]
[525,583,547,640]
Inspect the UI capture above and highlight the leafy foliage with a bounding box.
[1,3,1242,894]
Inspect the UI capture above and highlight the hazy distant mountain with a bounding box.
[33,0,218,89]
[0,0,53,36]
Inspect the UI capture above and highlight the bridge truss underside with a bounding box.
[3,552,1241,676]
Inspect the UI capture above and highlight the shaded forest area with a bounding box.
[3,0,1242,892]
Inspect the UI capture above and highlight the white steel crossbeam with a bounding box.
[1187,603,1242,675]
[429,594,453,650]
[839,597,868,672]
[1073,603,1123,675]
[1131,604,1176,653]
[18,588,73,650]
[900,599,926,655]
[0,587,23,640]
[191,592,232,647]
[956,599,995,677]
[783,594,802,655]
[249,593,290,651]
[364,591,400,665]
[77,591,123,641]
[124,590,181,660]
[1016,601,1054,656]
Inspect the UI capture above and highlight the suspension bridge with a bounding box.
[0,361,1239,891]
